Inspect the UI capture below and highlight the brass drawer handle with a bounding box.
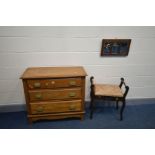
[69,81,76,86]
[35,94,42,99]
[45,83,49,86]
[36,106,44,112]
[69,105,76,111]
[69,92,76,97]
[51,81,55,85]
[34,82,41,88]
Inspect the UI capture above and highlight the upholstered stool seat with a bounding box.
[95,84,123,97]
[90,77,129,120]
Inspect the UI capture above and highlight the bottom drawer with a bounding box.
[30,100,82,114]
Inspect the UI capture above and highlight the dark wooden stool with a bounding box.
[90,77,129,120]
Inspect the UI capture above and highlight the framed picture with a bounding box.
[100,39,131,56]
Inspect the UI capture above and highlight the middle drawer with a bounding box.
[29,88,82,102]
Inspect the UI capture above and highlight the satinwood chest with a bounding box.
[21,66,87,123]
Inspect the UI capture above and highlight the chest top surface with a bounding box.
[21,66,87,79]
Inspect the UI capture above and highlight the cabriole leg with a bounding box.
[120,100,126,121]
[116,99,119,110]
[90,98,94,119]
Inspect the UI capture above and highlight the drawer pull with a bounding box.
[69,92,76,97]
[28,84,33,89]
[36,106,44,112]
[51,81,55,84]
[69,81,76,86]
[34,82,41,88]
[35,94,42,99]
[69,105,76,111]
[45,83,49,86]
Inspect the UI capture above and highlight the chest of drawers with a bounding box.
[21,66,87,123]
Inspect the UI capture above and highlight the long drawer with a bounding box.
[29,88,82,101]
[30,100,82,114]
[27,78,81,89]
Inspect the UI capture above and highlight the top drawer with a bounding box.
[27,78,82,89]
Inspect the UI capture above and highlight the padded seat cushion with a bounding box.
[95,84,123,97]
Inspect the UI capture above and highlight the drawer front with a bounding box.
[27,78,81,89]
[29,88,82,102]
[30,100,82,114]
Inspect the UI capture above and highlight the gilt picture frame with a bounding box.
[101,39,131,56]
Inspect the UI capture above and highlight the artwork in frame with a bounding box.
[101,39,131,56]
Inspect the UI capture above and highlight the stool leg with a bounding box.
[116,99,119,110]
[90,98,94,119]
[89,100,92,109]
[120,99,126,121]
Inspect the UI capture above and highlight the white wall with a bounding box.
[0,26,155,106]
